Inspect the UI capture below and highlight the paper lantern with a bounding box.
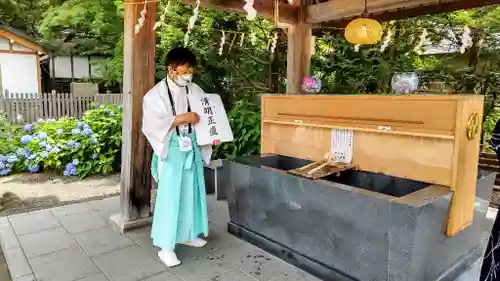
[344,18,383,45]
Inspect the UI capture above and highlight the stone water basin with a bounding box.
[224,154,495,281]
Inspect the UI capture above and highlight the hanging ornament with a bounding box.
[184,0,201,47]
[154,0,170,30]
[270,31,278,54]
[134,3,147,34]
[243,0,257,20]
[218,30,226,56]
[460,26,472,54]
[380,29,392,53]
[413,28,428,54]
[239,33,245,47]
[344,0,383,45]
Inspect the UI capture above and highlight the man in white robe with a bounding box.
[142,47,218,267]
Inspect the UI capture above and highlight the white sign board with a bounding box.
[188,94,234,146]
[331,128,354,164]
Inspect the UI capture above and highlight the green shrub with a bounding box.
[0,104,123,178]
[213,100,261,160]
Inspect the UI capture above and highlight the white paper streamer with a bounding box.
[154,0,170,30]
[184,0,200,46]
[243,0,257,20]
[134,3,147,34]
[354,44,360,52]
[270,31,278,54]
[413,28,428,54]
[380,29,392,53]
[460,25,472,54]
[218,30,226,55]
[239,33,245,46]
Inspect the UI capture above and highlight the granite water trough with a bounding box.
[224,154,495,281]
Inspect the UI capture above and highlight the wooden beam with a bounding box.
[0,30,44,53]
[0,49,37,55]
[182,0,298,25]
[286,1,313,94]
[116,0,156,229]
[307,0,500,25]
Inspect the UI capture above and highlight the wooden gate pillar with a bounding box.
[110,0,157,233]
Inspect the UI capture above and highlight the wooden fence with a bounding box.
[0,92,123,124]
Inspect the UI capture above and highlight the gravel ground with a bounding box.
[0,173,120,216]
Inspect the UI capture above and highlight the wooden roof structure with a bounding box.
[112,0,500,232]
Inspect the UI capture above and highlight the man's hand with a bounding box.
[183,112,200,124]
[212,140,221,146]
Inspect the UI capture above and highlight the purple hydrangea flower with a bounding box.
[63,170,70,177]
[28,165,39,173]
[64,163,77,176]
[90,136,97,144]
[82,128,93,136]
[23,124,33,131]
[74,142,80,149]
[20,135,32,144]
[39,141,47,148]
[83,123,90,130]
[76,122,84,129]
[50,147,61,154]
[0,162,5,169]
[56,129,64,135]
[24,149,31,157]
[38,132,47,140]
[0,168,12,176]
[7,155,17,163]
[71,129,81,136]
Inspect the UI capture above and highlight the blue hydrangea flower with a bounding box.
[76,122,84,129]
[38,132,47,140]
[24,149,30,157]
[90,136,97,144]
[28,154,36,160]
[0,168,12,176]
[45,144,53,151]
[109,111,115,116]
[99,104,105,108]
[0,162,5,169]
[40,152,49,158]
[71,129,81,136]
[37,118,44,124]
[56,129,63,135]
[50,147,61,154]
[67,140,75,147]
[64,163,77,176]
[74,142,80,149]
[16,148,24,156]
[83,123,90,130]
[72,159,79,166]
[20,135,32,144]
[83,128,93,136]
[0,155,6,162]
[91,154,98,159]
[23,124,33,131]
[39,141,47,148]
[28,165,39,173]
[7,155,17,163]
[63,170,70,177]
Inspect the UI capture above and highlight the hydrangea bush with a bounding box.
[0,104,123,178]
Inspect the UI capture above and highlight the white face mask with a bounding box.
[174,74,193,86]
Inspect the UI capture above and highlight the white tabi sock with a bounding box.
[181,238,207,248]
[158,250,181,267]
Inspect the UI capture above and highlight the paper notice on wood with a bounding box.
[188,94,234,146]
[331,128,354,164]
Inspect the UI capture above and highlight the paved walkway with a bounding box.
[0,195,494,281]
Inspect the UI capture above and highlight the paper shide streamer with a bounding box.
[380,29,392,53]
[154,0,170,30]
[134,3,147,34]
[460,26,473,54]
[243,0,257,20]
[219,30,226,55]
[270,31,278,54]
[413,28,428,54]
[184,0,201,46]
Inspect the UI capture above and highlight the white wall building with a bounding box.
[0,25,44,96]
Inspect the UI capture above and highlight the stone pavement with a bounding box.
[0,195,495,281]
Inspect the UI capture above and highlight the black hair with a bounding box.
[165,47,197,68]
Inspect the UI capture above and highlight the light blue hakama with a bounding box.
[150,132,209,251]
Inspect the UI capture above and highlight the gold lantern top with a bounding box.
[344,18,383,45]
